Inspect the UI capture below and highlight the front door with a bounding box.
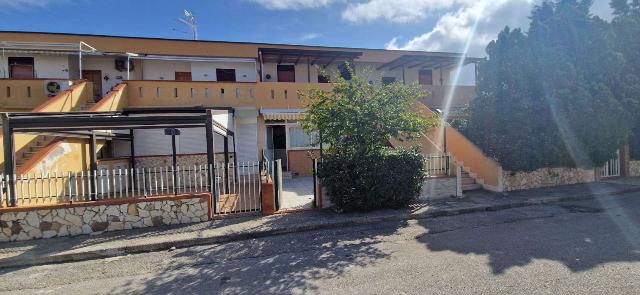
[266,125,288,171]
[175,72,192,81]
[82,70,102,100]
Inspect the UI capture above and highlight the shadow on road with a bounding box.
[415,194,640,274]
[109,219,409,294]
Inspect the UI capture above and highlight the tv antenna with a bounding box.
[173,9,198,40]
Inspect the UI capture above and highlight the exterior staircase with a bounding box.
[12,85,98,174]
[15,135,56,172]
[79,101,97,111]
[460,170,482,191]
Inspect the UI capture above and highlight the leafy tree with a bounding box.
[461,0,631,171]
[302,66,438,212]
[302,66,437,156]
[611,0,640,158]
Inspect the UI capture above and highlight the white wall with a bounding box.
[191,62,256,82]
[142,60,257,82]
[262,62,317,83]
[142,60,190,80]
[234,109,259,162]
[83,56,141,96]
[1,54,70,79]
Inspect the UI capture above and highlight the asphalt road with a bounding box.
[1,192,639,294]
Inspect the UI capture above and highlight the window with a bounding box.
[277,65,296,82]
[8,57,34,79]
[419,69,433,85]
[382,77,396,85]
[216,69,236,82]
[288,126,319,149]
[317,73,330,83]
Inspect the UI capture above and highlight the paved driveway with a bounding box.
[279,176,315,210]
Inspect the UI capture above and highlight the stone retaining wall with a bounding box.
[503,167,595,191]
[135,154,234,169]
[0,194,210,242]
[629,160,640,177]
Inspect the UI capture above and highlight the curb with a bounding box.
[1,186,639,269]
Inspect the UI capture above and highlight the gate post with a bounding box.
[274,159,282,211]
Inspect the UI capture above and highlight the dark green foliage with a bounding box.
[318,149,425,212]
[461,0,632,171]
[611,1,640,159]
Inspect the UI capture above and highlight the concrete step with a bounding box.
[461,177,476,185]
[462,183,482,191]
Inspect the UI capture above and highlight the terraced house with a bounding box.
[0,31,530,240]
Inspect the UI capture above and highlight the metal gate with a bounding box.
[600,150,621,178]
[213,161,262,215]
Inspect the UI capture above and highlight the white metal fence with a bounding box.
[0,162,263,214]
[424,153,451,176]
[600,150,621,178]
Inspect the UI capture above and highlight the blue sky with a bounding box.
[0,0,613,57]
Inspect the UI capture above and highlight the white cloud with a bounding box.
[297,33,322,41]
[385,0,612,57]
[248,0,340,10]
[342,0,464,24]
[0,0,60,9]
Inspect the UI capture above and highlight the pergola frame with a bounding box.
[1,107,234,208]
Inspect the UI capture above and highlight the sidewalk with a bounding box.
[1,178,639,269]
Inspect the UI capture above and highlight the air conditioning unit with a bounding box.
[115,59,134,72]
[43,80,72,97]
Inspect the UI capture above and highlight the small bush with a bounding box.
[319,149,425,212]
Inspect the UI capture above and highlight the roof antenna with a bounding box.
[173,9,198,40]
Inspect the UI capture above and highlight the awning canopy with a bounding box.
[377,54,484,71]
[259,48,362,66]
[129,54,256,63]
[260,108,305,121]
[0,41,99,55]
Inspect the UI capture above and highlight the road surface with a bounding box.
[0,192,639,294]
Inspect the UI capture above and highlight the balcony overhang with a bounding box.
[260,108,304,121]
[259,48,362,66]
[128,54,256,63]
[0,41,99,55]
[377,54,484,71]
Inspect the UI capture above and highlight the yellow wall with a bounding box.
[125,80,332,109]
[19,138,106,175]
[0,81,91,169]
[0,79,50,112]
[90,83,128,112]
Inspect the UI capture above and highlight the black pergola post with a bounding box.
[205,110,217,214]
[223,135,230,194]
[2,114,15,207]
[232,135,238,184]
[88,132,98,201]
[129,129,136,186]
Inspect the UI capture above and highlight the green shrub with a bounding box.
[319,149,425,212]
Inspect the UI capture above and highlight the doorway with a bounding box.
[277,65,296,82]
[266,125,287,171]
[175,71,192,81]
[8,57,35,79]
[82,70,102,100]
